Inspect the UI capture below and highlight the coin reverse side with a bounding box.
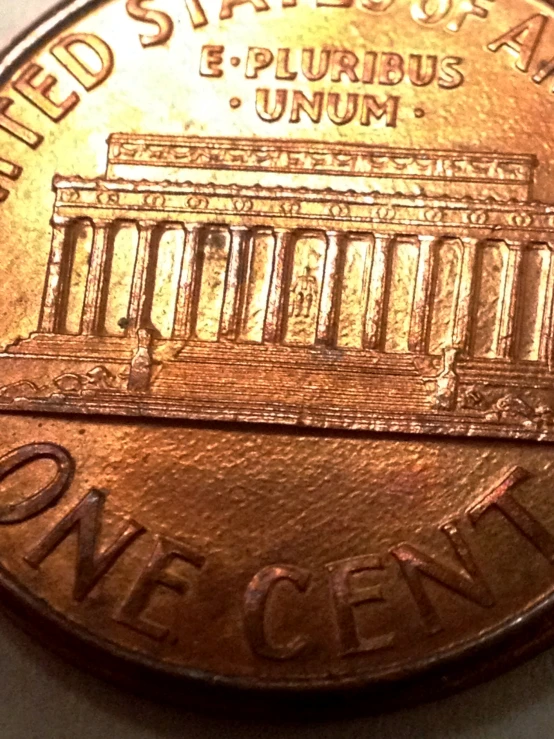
[0,0,554,711]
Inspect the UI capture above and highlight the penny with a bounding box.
[1,0,554,714]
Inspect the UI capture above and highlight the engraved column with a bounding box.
[316,230,344,347]
[173,223,202,340]
[452,237,479,353]
[264,228,293,344]
[126,220,158,334]
[408,234,436,354]
[364,233,392,351]
[81,218,113,336]
[220,226,250,340]
[494,240,524,359]
[39,216,71,334]
[540,244,554,369]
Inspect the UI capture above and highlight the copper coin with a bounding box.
[1,0,554,714]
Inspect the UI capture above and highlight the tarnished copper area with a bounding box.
[2,0,554,713]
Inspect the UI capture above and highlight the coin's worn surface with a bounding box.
[3,0,554,713]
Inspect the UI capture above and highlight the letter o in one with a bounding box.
[0,443,75,524]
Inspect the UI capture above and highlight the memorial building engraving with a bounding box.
[1,133,553,441]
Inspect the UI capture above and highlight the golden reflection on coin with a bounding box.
[0,0,553,712]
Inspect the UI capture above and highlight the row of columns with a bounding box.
[362,233,554,362]
[40,217,157,337]
[172,224,346,345]
[363,233,479,355]
[39,218,347,346]
[38,216,554,363]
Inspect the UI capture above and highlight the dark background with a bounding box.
[2,2,554,735]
